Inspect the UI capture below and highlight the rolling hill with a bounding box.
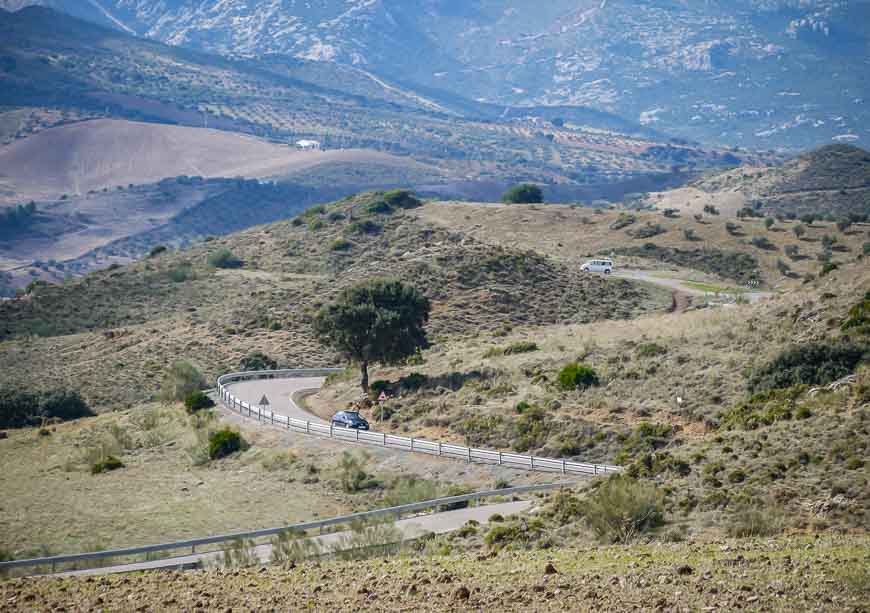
[0,118,431,203]
[647,144,870,219]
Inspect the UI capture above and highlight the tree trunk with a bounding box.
[360,361,369,395]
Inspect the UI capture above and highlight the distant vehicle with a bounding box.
[331,410,370,430]
[581,259,614,274]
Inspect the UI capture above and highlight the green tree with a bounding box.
[793,224,806,239]
[314,279,430,393]
[764,217,775,230]
[502,183,543,204]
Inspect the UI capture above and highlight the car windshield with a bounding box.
[345,412,361,419]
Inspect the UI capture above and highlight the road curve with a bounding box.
[613,269,773,304]
[56,500,532,577]
[228,376,328,424]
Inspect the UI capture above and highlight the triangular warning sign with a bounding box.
[259,395,270,406]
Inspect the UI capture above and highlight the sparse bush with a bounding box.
[726,503,783,537]
[764,217,775,230]
[184,390,214,414]
[208,428,246,460]
[610,213,637,230]
[483,517,545,549]
[363,199,392,215]
[207,248,242,269]
[345,219,382,235]
[793,224,806,239]
[683,228,699,241]
[636,342,667,358]
[558,363,600,391]
[662,208,680,218]
[166,263,193,283]
[91,455,124,475]
[863,241,870,255]
[750,236,777,251]
[785,244,800,260]
[585,476,665,544]
[842,291,870,336]
[160,360,205,402]
[331,238,353,252]
[633,222,666,239]
[271,529,321,563]
[749,342,870,393]
[220,539,258,568]
[725,222,741,236]
[148,245,167,258]
[820,262,839,277]
[502,183,543,204]
[338,451,379,493]
[239,352,278,371]
[703,205,720,216]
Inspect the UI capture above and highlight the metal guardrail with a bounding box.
[217,368,622,477]
[0,483,570,574]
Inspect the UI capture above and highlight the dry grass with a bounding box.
[412,202,869,287]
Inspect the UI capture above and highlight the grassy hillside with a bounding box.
[0,192,670,410]
[649,144,870,220]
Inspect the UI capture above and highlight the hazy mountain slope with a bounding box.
[649,144,870,218]
[6,0,868,149]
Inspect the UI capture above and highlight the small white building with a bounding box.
[296,139,322,150]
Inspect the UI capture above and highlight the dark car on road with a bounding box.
[331,410,370,430]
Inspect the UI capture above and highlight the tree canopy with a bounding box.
[502,183,543,204]
[314,279,430,392]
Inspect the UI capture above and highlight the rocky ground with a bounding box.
[2,536,867,611]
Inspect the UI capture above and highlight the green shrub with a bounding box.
[610,213,637,230]
[749,342,870,393]
[207,249,242,269]
[863,242,870,255]
[184,390,215,414]
[488,513,504,523]
[239,352,278,371]
[0,388,93,430]
[633,222,666,239]
[750,236,777,251]
[558,363,600,391]
[502,183,543,204]
[345,220,382,235]
[160,360,205,402]
[504,341,539,355]
[383,189,422,209]
[585,476,665,544]
[209,428,246,460]
[483,518,545,549]
[331,239,353,252]
[616,423,674,463]
[636,342,667,358]
[399,373,428,391]
[842,291,870,336]
[167,264,193,283]
[148,245,167,258]
[308,218,325,231]
[363,199,393,215]
[369,380,391,396]
[846,456,865,470]
[91,455,124,475]
[820,262,839,277]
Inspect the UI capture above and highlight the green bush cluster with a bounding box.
[719,386,807,430]
[0,388,93,429]
[502,183,543,204]
[558,363,600,391]
[184,390,215,414]
[331,238,353,252]
[633,222,666,239]
[610,213,637,230]
[207,248,243,269]
[842,291,870,336]
[616,422,674,464]
[160,361,205,402]
[208,428,246,460]
[345,220,382,235]
[239,352,278,371]
[91,455,124,475]
[636,342,667,358]
[749,342,870,393]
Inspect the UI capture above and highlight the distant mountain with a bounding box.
[4,0,868,149]
[0,6,763,199]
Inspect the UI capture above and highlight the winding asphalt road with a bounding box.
[229,376,328,423]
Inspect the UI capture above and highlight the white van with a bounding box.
[581,259,614,274]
